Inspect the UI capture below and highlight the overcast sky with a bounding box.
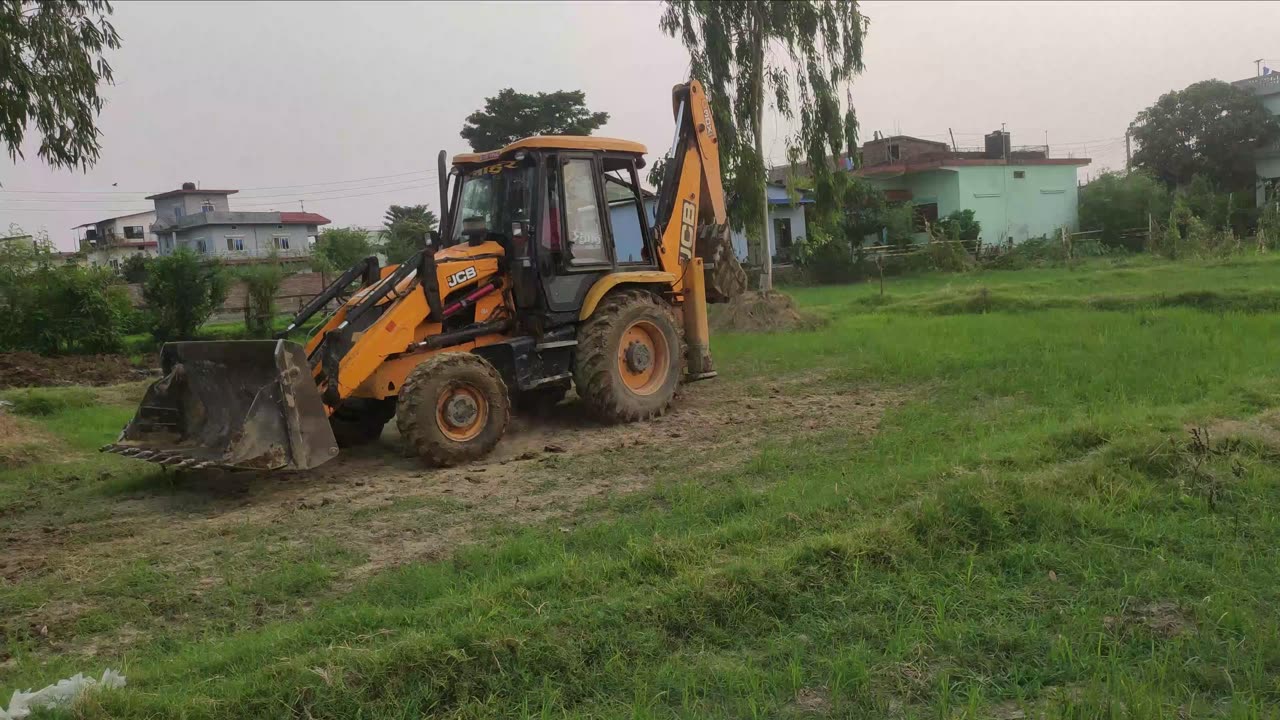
[3,0,1279,250]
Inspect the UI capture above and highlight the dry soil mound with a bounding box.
[711,290,822,333]
[0,352,152,389]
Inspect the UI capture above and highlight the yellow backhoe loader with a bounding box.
[104,80,747,471]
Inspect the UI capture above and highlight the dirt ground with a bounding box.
[2,375,899,661]
[0,352,155,389]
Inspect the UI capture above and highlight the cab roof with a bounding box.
[452,135,648,166]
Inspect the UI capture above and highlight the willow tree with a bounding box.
[660,1,867,289]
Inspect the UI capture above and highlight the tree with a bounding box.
[381,204,437,264]
[0,1,121,170]
[313,226,374,272]
[143,250,229,341]
[661,0,868,289]
[237,260,291,338]
[460,89,610,152]
[1131,80,1280,192]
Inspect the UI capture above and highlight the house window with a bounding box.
[85,228,100,241]
[201,200,215,212]
[124,225,144,239]
[888,144,901,162]
[274,236,290,250]
[174,206,185,220]
[195,239,207,254]
[1013,170,1026,179]
[226,237,244,251]
[912,202,939,232]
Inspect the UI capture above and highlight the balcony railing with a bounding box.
[1232,74,1280,95]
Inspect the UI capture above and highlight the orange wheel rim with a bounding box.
[435,383,488,442]
[617,319,669,395]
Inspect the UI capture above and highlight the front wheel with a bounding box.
[574,289,684,423]
[396,353,510,467]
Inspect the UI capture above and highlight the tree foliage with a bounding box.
[313,226,374,272]
[0,0,121,170]
[1078,170,1170,250]
[119,253,151,283]
[660,1,868,243]
[143,250,229,341]
[460,89,610,152]
[1131,80,1280,192]
[381,204,437,264]
[0,237,129,354]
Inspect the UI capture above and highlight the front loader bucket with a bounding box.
[103,340,339,472]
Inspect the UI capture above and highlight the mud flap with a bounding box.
[103,340,339,471]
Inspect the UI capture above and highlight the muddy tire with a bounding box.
[512,383,570,416]
[574,289,684,423]
[329,399,394,448]
[396,353,510,467]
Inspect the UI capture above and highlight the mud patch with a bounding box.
[1104,601,1193,638]
[0,352,155,390]
[711,290,825,333]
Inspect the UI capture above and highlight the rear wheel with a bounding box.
[574,289,684,422]
[396,352,510,467]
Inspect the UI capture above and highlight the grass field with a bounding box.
[5,255,1280,718]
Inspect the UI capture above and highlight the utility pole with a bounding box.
[948,127,958,152]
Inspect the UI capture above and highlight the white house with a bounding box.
[72,210,159,270]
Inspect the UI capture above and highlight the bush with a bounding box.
[313,227,375,273]
[120,254,152,283]
[143,250,229,341]
[238,261,292,337]
[1078,170,1170,251]
[935,209,981,243]
[794,227,861,284]
[0,239,131,355]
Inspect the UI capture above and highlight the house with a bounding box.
[1230,73,1280,206]
[72,210,159,270]
[729,183,813,261]
[148,182,329,264]
[856,131,1090,245]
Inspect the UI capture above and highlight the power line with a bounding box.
[0,174,438,205]
[0,168,434,196]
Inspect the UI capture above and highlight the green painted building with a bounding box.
[856,133,1090,245]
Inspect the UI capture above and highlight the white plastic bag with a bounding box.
[0,669,126,720]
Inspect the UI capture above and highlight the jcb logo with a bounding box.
[446,266,478,288]
[678,200,697,261]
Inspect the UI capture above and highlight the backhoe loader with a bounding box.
[104,79,747,471]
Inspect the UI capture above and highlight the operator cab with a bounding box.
[446,136,656,326]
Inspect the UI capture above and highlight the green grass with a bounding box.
[7,255,1280,717]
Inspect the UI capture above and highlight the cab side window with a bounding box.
[561,158,608,266]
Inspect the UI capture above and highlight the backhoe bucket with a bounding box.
[103,340,339,471]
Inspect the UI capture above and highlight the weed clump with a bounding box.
[712,290,825,333]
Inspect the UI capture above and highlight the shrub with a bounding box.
[313,227,375,273]
[238,261,292,337]
[794,226,861,284]
[935,209,981,243]
[0,239,130,355]
[1078,170,1171,251]
[143,250,229,341]
[120,254,152,283]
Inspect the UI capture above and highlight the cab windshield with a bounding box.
[449,161,534,247]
